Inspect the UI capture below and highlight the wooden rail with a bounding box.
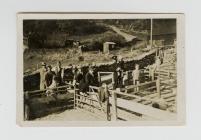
[109,91,176,121]
[126,80,157,90]
[24,83,75,99]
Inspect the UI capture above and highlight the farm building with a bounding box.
[103,42,116,54]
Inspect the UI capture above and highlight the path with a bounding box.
[109,25,137,42]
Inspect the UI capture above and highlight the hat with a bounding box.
[47,65,52,69]
[41,62,46,66]
[77,65,82,69]
[116,67,121,71]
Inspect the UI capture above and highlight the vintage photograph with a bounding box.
[17,13,185,126]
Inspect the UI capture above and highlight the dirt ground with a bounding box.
[35,108,104,121]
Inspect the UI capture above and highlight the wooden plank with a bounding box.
[156,78,161,98]
[111,91,117,121]
[161,91,173,95]
[126,80,157,90]
[142,100,152,105]
[101,74,113,81]
[75,94,99,103]
[74,86,76,109]
[145,93,158,98]
[117,108,154,121]
[99,71,114,74]
[161,93,176,99]
[112,98,177,120]
[113,90,159,103]
[144,86,156,91]
[165,97,176,102]
[26,84,74,95]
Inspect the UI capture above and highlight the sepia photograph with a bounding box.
[17,13,185,126]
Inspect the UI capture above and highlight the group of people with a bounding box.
[38,61,64,92]
[114,54,163,89]
[35,54,163,119]
[37,51,163,95]
[38,60,98,96]
[72,64,97,94]
[113,56,140,89]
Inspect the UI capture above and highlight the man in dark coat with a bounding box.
[74,66,84,83]
[116,67,123,88]
[45,65,55,87]
[118,58,125,71]
[85,67,95,86]
[54,61,64,85]
[112,55,118,89]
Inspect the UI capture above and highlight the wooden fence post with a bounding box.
[104,85,110,121]
[111,91,117,121]
[156,77,161,98]
[73,85,77,109]
[168,70,170,78]
[112,72,115,90]
[125,71,129,85]
[98,72,101,86]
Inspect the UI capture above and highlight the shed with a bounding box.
[103,42,116,54]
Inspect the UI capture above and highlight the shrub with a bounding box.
[78,56,84,61]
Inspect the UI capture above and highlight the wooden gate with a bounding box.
[74,85,110,120]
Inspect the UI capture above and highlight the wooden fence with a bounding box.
[74,85,110,120]
[24,83,75,120]
[108,89,176,121]
[73,76,176,121]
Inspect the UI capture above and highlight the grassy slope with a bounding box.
[23,43,145,73]
[24,25,146,72]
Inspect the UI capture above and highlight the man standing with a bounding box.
[74,66,83,83]
[116,67,123,88]
[155,56,161,71]
[112,55,118,89]
[85,67,95,88]
[132,64,140,91]
[45,65,55,87]
[54,61,64,85]
[39,62,47,90]
[132,64,140,85]
[118,56,125,71]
